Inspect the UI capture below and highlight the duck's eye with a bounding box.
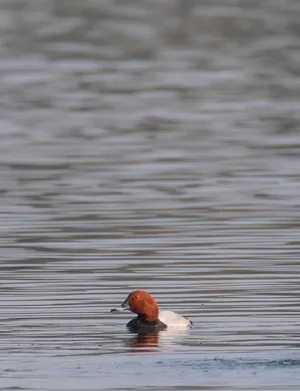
[134,295,139,300]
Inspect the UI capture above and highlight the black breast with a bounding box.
[126,317,167,331]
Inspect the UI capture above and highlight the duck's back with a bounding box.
[158,311,192,328]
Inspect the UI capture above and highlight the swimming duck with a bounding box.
[111,290,192,330]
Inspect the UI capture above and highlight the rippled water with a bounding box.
[1,1,300,390]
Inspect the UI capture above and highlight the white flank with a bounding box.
[158,311,191,328]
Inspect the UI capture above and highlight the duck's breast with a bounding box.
[158,311,192,328]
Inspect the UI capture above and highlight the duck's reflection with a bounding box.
[128,330,159,351]
[127,327,190,352]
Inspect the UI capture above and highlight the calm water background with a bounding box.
[1,1,300,390]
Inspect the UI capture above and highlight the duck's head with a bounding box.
[111,290,159,323]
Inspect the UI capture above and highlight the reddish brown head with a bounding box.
[122,290,159,324]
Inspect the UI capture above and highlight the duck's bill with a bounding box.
[110,306,127,313]
[110,298,130,313]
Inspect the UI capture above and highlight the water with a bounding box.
[0,0,300,390]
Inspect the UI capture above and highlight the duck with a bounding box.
[111,290,192,331]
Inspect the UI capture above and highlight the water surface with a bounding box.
[1,1,300,390]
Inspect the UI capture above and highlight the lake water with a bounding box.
[1,1,300,390]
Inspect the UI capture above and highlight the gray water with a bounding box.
[1,1,300,390]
